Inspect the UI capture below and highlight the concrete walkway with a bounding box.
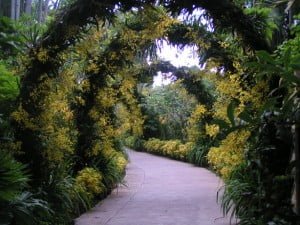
[75,150,234,225]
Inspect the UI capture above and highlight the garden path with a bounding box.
[75,149,234,225]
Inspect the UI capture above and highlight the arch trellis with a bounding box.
[14,0,269,173]
[13,0,262,178]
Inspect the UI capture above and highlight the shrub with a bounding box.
[0,151,51,225]
[187,144,209,167]
[0,191,51,225]
[124,136,144,150]
[38,163,92,224]
[143,138,193,161]
[0,151,28,202]
[92,152,128,190]
[207,130,250,179]
[114,153,127,174]
[75,167,105,197]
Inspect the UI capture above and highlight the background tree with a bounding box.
[141,80,197,141]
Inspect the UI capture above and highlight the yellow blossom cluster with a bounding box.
[191,61,268,179]
[11,105,37,131]
[205,124,220,138]
[213,71,268,122]
[144,138,194,161]
[191,104,207,118]
[213,74,250,121]
[82,73,131,183]
[79,7,180,161]
[115,103,132,136]
[114,153,128,174]
[185,104,208,142]
[38,74,77,164]
[36,48,49,63]
[96,87,118,108]
[43,127,74,162]
[12,68,77,165]
[219,41,230,49]
[249,80,269,109]
[113,70,144,145]
[86,61,100,73]
[75,167,105,196]
[207,130,250,179]
[120,7,178,49]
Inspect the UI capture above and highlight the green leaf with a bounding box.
[279,71,300,85]
[256,50,276,65]
[227,100,237,126]
[212,119,230,130]
[258,98,277,115]
[282,46,291,66]
[281,89,298,114]
[238,109,253,123]
[290,63,300,70]
[223,125,249,137]
[290,50,300,67]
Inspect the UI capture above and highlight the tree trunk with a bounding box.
[37,0,43,23]
[10,0,15,19]
[25,0,32,14]
[43,0,50,22]
[15,0,20,19]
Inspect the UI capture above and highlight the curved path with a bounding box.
[75,150,234,225]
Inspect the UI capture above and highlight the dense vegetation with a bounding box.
[0,0,300,224]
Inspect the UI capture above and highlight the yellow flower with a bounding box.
[185,104,209,142]
[205,124,220,138]
[75,167,104,196]
[115,154,128,173]
[143,139,192,160]
[86,61,99,73]
[192,104,207,118]
[207,130,250,179]
[36,48,48,62]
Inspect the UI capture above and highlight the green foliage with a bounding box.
[91,151,127,191]
[38,163,92,224]
[220,164,266,225]
[0,151,51,225]
[0,17,21,59]
[0,61,19,105]
[247,22,300,122]
[187,143,210,167]
[0,61,19,154]
[219,20,300,224]
[124,136,144,150]
[141,81,197,140]
[221,115,297,224]
[15,15,48,48]
[0,151,28,202]
[0,191,51,225]
[244,7,278,45]
[178,70,215,106]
